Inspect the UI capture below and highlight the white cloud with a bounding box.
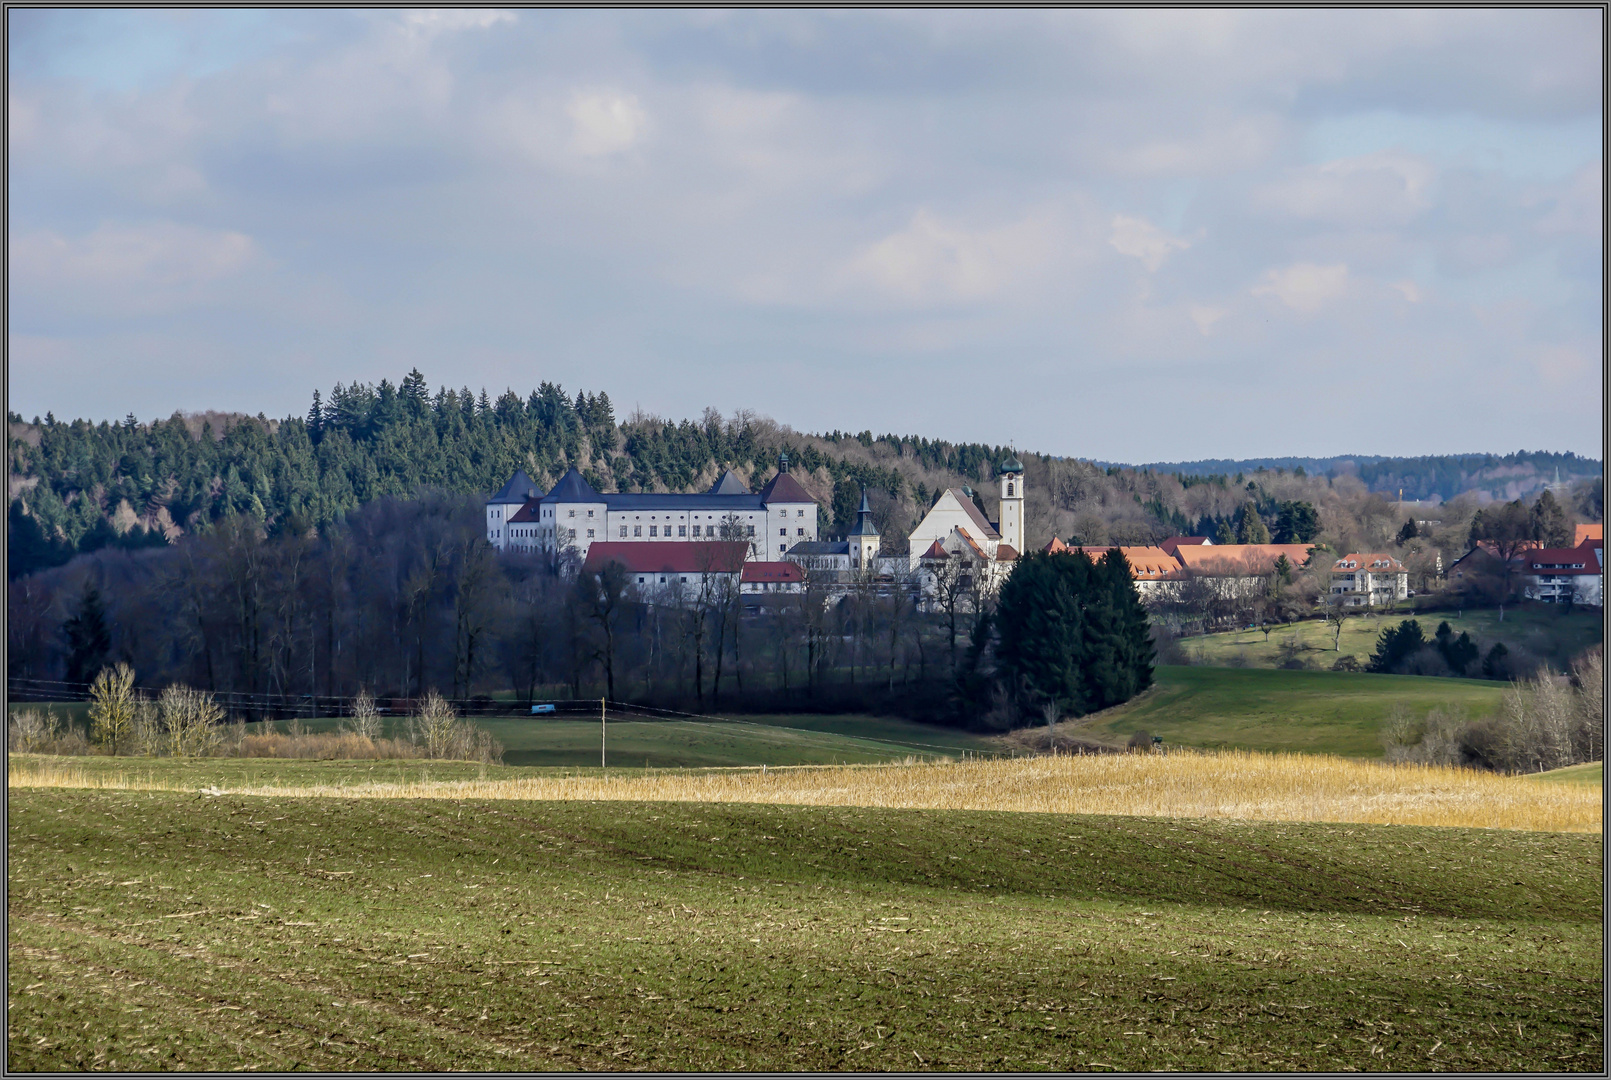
[400,9,516,36]
[1101,116,1280,177]
[10,222,258,315]
[1250,262,1350,313]
[839,207,1067,306]
[1189,303,1228,335]
[1109,214,1190,272]
[567,91,648,158]
[1255,150,1436,226]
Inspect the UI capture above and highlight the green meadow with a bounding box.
[8,784,1601,1072]
[1069,666,1510,759]
[1180,607,1600,673]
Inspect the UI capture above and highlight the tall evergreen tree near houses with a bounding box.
[993,548,1154,723]
[1236,501,1271,544]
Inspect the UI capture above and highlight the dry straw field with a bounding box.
[11,750,1599,832]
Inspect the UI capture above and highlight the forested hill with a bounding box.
[1114,452,1601,503]
[7,370,1015,578]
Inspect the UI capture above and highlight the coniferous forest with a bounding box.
[6,369,1600,731]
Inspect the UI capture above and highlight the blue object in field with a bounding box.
[531,704,556,715]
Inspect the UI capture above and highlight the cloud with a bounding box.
[400,10,516,37]
[10,222,257,314]
[567,90,648,157]
[1254,150,1436,226]
[1250,262,1350,313]
[1189,303,1228,335]
[1109,214,1190,272]
[839,207,1069,307]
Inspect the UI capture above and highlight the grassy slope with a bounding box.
[7,706,1001,769]
[1182,607,1601,672]
[8,786,1601,1072]
[1075,666,1509,758]
[1529,761,1605,786]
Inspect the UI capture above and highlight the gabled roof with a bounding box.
[1331,553,1406,572]
[707,470,751,496]
[1524,548,1598,573]
[542,467,601,504]
[954,527,989,561]
[489,470,543,504]
[1057,545,1183,579]
[740,561,805,584]
[947,487,1000,541]
[581,541,749,576]
[756,469,815,506]
[1160,536,1211,556]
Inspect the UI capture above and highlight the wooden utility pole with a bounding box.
[601,697,606,770]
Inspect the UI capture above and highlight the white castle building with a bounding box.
[486,453,819,564]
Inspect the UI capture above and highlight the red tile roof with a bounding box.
[1174,543,1314,576]
[1159,536,1210,557]
[508,498,542,523]
[1524,548,1600,574]
[1576,523,1603,546]
[581,541,749,575]
[995,544,1020,561]
[919,539,950,560]
[1057,545,1184,579]
[740,561,805,584]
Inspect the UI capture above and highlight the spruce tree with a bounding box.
[63,584,111,685]
[1236,501,1271,544]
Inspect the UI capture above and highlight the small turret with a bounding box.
[847,489,880,570]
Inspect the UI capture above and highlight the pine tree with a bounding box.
[1236,501,1270,544]
[63,584,111,685]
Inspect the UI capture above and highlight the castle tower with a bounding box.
[997,454,1025,554]
[847,489,880,571]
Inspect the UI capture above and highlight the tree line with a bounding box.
[8,493,1153,733]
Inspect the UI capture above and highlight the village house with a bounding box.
[1329,552,1409,607]
[1520,541,1603,607]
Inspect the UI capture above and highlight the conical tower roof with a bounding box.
[707,469,750,495]
[490,470,543,503]
[542,467,600,502]
[846,490,879,536]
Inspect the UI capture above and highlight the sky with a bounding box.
[7,9,1604,462]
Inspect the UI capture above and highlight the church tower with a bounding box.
[997,454,1024,554]
[847,489,881,571]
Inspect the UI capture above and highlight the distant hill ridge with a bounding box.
[1099,451,1602,503]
